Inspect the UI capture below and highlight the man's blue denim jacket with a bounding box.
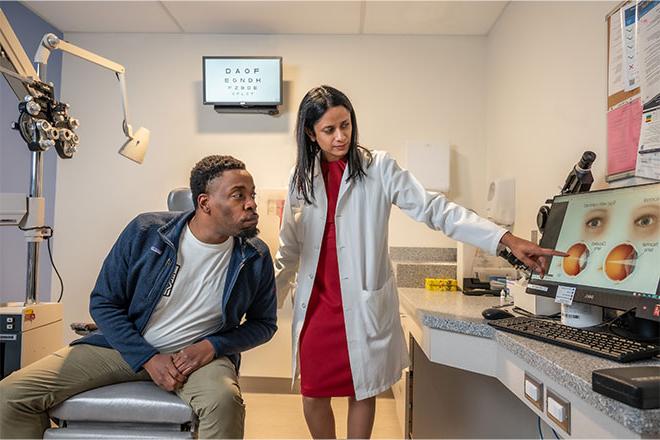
[72,210,277,372]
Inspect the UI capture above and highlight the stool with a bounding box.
[44,381,197,439]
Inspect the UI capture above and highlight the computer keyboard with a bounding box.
[488,317,660,362]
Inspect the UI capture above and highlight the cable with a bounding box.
[492,302,514,309]
[18,225,64,303]
[589,307,636,329]
[512,306,561,320]
[46,234,64,302]
[584,307,658,343]
[537,416,544,440]
[552,427,560,439]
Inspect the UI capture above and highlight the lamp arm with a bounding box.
[0,8,39,99]
[35,33,134,138]
[35,33,124,73]
[0,11,38,78]
[117,72,132,138]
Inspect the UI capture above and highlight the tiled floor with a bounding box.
[243,393,402,439]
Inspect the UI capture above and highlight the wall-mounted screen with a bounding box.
[203,56,282,107]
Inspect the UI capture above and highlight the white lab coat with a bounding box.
[275,149,507,400]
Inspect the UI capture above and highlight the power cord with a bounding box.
[585,307,659,344]
[588,307,636,329]
[18,225,64,303]
[537,416,561,439]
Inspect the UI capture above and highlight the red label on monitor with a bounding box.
[653,304,660,318]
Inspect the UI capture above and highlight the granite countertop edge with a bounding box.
[407,298,660,436]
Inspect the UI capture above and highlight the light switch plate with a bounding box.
[546,388,571,434]
[524,372,543,411]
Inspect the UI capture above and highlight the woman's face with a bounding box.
[308,105,352,162]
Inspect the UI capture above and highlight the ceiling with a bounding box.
[22,1,509,35]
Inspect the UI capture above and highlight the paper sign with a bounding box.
[609,8,625,96]
[607,98,643,175]
[554,286,576,305]
[638,0,660,109]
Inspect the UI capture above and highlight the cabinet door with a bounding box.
[409,337,539,438]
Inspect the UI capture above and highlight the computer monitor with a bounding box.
[526,182,660,322]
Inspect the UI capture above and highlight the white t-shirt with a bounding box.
[143,223,233,353]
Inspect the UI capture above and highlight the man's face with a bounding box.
[200,169,259,238]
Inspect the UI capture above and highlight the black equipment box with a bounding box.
[592,366,660,409]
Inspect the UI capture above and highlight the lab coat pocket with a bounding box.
[360,275,397,340]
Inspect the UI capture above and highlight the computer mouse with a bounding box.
[481,307,515,320]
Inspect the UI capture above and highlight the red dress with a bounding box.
[299,157,355,397]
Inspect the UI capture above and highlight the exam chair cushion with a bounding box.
[48,381,194,424]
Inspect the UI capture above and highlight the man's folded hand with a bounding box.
[173,339,216,377]
[143,353,187,391]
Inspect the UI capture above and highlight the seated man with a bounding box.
[0,155,277,439]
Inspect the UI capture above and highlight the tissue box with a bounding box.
[425,278,458,291]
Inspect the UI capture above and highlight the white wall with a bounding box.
[485,1,618,240]
[54,33,489,376]
[50,2,624,378]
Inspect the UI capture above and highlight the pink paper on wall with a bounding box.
[607,98,642,175]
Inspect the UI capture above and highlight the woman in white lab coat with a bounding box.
[275,85,562,439]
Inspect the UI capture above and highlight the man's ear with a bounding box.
[197,194,210,214]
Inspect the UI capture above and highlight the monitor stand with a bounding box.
[561,303,603,327]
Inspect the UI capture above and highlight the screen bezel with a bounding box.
[527,182,660,321]
[202,56,283,106]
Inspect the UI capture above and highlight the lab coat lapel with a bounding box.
[336,159,353,207]
[312,155,328,219]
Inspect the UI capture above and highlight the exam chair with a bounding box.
[167,187,194,211]
[44,189,197,439]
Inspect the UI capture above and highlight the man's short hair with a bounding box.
[190,155,246,209]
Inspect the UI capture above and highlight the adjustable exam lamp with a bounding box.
[0,8,149,304]
[34,33,150,163]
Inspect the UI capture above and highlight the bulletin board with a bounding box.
[606,1,660,182]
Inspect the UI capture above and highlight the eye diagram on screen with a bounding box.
[630,203,658,240]
[562,242,589,276]
[541,184,659,297]
[604,243,638,282]
[583,208,609,240]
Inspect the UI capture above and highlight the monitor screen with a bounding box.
[203,57,282,106]
[527,183,660,321]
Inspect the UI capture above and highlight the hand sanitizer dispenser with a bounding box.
[486,178,515,227]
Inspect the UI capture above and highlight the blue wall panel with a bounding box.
[1,2,62,303]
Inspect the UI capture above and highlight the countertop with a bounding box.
[398,288,660,436]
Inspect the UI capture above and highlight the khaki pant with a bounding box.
[0,344,245,439]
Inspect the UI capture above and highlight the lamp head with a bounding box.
[118,126,149,164]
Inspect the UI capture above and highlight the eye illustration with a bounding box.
[630,203,659,240]
[562,243,589,276]
[586,218,603,228]
[583,208,609,239]
[634,214,655,227]
[604,243,638,282]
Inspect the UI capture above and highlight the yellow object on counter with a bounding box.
[425,278,458,291]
